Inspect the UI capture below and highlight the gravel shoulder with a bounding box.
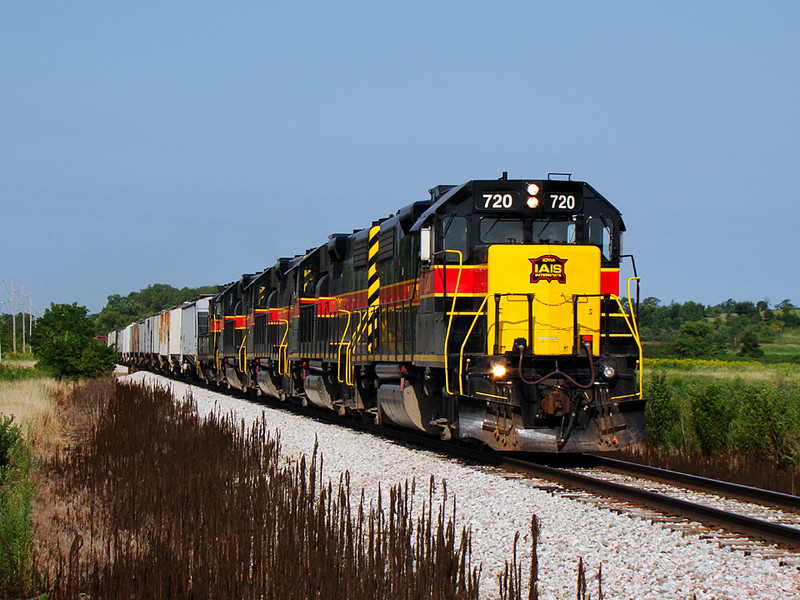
[123,372,800,599]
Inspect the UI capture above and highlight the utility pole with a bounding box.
[21,287,26,355]
[11,280,15,354]
[0,300,4,363]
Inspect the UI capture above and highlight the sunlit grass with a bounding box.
[0,379,59,431]
[645,358,800,385]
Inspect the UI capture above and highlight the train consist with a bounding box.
[110,175,646,452]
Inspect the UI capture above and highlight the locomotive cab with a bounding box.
[413,176,645,451]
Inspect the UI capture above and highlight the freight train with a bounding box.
[110,174,646,452]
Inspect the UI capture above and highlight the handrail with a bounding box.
[458,295,489,395]
[441,249,463,396]
[238,332,248,374]
[276,319,290,376]
[336,309,352,385]
[625,275,644,397]
[346,309,368,386]
[606,290,643,398]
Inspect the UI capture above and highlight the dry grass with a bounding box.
[35,379,491,599]
[0,359,38,369]
[0,378,63,446]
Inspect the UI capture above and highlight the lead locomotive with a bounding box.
[112,175,646,452]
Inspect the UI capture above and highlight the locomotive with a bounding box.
[110,174,646,452]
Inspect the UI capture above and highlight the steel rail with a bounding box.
[499,457,800,550]
[585,455,800,511]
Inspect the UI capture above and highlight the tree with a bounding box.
[738,326,764,358]
[675,320,717,358]
[30,303,116,379]
[94,283,216,334]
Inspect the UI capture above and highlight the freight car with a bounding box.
[113,174,646,452]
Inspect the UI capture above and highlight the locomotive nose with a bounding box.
[486,244,602,356]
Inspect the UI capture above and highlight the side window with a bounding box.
[441,216,468,262]
[256,285,267,308]
[587,217,613,260]
[302,268,315,297]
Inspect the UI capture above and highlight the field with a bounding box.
[0,368,549,599]
[763,327,800,359]
[644,357,800,385]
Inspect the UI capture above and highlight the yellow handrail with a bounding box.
[238,332,248,373]
[442,250,463,396]
[458,295,489,395]
[336,309,352,385]
[346,310,369,386]
[609,279,644,398]
[625,276,644,398]
[276,319,290,376]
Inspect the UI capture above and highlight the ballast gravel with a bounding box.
[123,372,800,599]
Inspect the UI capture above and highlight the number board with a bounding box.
[542,182,583,212]
[546,192,582,211]
[473,191,522,211]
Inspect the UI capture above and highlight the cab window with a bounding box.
[441,215,468,262]
[532,219,576,244]
[480,218,523,244]
[587,216,613,260]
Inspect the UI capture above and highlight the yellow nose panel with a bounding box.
[487,245,601,355]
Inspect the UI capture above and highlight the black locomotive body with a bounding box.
[114,176,646,452]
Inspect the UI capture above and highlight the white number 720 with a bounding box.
[483,193,513,209]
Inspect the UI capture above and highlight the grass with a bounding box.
[644,357,800,385]
[762,327,800,357]
[34,379,492,598]
[0,363,49,383]
[629,366,800,492]
[32,377,608,600]
[0,415,43,596]
[0,375,65,598]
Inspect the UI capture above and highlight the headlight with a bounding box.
[601,363,617,379]
[491,364,507,378]
[526,183,540,209]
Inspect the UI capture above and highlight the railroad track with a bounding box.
[499,457,800,554]
[135,368,800,557]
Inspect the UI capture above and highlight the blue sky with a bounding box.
[2,2,799,315]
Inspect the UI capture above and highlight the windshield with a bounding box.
[532,219,575,244]
[480,218,523,244]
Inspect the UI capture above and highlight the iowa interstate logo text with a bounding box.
[529,255,567,284]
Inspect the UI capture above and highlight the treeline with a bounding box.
[638,297,799,359]
[94,283,216,335]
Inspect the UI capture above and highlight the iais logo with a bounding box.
[529,255,567,284]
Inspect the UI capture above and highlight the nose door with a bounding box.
[486,245,602,355]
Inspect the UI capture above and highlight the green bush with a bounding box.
[688,383,732,455]
[0,364,48,382]
[645,372,685,450]
[730,383,800,468]
[675,321,717,358]
[0,415,41,596]
[644,374,800,468]
[30,303,116,379]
